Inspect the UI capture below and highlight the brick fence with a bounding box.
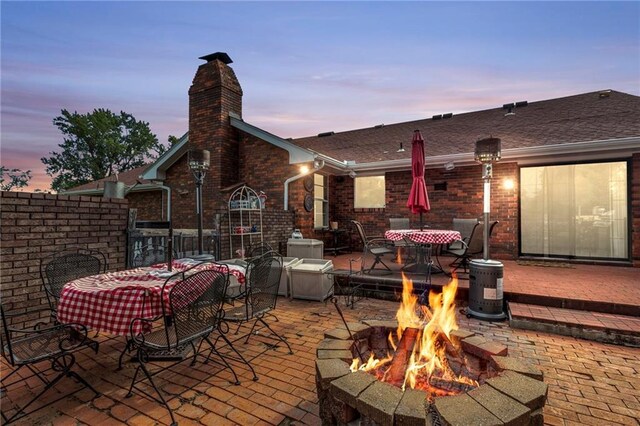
[0,191,129,328]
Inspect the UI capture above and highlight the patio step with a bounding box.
[508,302,640,347]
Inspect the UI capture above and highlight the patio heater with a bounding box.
[467,137,506,321]
[188,149,210,255]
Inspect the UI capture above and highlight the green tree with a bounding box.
[42,109,167,191]
[0,167,32,191]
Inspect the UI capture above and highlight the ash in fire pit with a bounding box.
[316,275,548,425]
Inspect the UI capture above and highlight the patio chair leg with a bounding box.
[127,358,177,426]
[217,332,258,381]
[257,317,293,355]
[203,337,241,385]
[117,339,133,370]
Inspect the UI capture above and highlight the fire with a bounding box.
[350,273,478,396]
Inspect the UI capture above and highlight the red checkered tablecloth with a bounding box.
[56,260,245,336]
[384,229,461,245]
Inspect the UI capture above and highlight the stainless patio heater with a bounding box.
[467,137,506,321]
[189,149,210,255]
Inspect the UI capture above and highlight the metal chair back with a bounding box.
[246,252,283,318]
[466,222,485,256]
[163,265,229,350]
[389,218,410,230]
[247,242,274,258]
[40,249,106,315]
[352,220,368,246]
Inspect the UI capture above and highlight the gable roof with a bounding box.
[291,90,640,169]
[62,165,154,195]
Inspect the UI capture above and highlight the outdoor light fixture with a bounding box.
[188,149,210,255]
[503,178,515,190]
[444,161,455,171]
[300,165,309,174]
[349,170,357,179]
[467,136,506,321]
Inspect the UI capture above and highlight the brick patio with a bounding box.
[3,294,639,426]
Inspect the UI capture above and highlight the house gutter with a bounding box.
[284,159,325,210]
[151,182,171,222]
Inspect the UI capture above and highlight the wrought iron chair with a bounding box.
[388,218,417,266]
[125,264,253,426]
[447,218,479,251]
[225,252,293,354]
[40,247,106,321]
[1,306,100,424]
[444,221,500,276]
[351,220,394,275]
[130,243,179,268]
[246,242,274,258]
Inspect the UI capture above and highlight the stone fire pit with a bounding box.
[315,320,547,426]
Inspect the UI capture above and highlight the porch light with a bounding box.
[300,165,309,174]
[503,178,515,190]
[188,149,210,255]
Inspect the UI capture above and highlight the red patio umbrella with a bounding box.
[406,129,430,229]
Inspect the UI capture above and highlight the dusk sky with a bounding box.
[2,1,639,191]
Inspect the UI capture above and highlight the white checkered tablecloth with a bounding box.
[384,229,462,245]
[56,260,245,336]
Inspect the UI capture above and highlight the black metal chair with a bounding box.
[351,220,394,275]
[246,242,274,258]
[40,248,106,321]
[1,306,100,424]
[444,221,499,276]
[130,243,178,268]
[125,264,253,426]
[225,252,293,354]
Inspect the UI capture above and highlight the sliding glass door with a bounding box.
[520,161,628,260]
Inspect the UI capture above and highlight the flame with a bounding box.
[395,247,403,264]
[352,273,477,396]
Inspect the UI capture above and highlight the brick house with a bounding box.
[65,52,640,265]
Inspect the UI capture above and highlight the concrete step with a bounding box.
[508,302,640,347]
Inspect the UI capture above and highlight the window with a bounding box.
[314,174,328,229]
[520,161,628,260]
[354,176,385,208]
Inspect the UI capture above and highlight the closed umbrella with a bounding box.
[406,129,430,229]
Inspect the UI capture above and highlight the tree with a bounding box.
[42,109,167,192]
[0,167,32,191]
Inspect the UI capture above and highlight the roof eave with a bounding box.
[345,137,640,174]
[140,132,190,181]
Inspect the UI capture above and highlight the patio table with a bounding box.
[56,259,246,336]
[384,229,461,275]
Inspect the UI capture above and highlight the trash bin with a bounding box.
[290,259,334,301]
[467,259,507,320]
[278,257,302,297]
[287,239,324,259]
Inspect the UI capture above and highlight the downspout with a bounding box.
[151,182,172,222]
[284,160,325,210]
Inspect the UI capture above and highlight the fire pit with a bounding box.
[316,276,547,425]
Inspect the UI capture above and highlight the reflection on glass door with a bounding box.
[520,161,628,260]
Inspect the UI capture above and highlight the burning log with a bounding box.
[429,377,477,394]
[384,327,420,387]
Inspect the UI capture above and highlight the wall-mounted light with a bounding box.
[444,161,455,171]
[503,178,515,190]
[349,170,357,179]
[300,165,309,174]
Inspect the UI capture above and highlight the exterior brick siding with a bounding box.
[128,190,165,221]
[632,153,640,266]
[0,192,129,328]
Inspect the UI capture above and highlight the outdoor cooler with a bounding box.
[278,257,302,297]
[287,238,324,259]
[290,258,334,301]
[468,259,507,320]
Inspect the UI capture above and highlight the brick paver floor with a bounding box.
[2,297,639,425]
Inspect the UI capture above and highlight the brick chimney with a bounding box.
[188,52,243,211]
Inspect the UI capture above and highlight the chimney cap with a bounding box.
[199,52,233,64]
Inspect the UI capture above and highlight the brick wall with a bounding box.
[127,190,165,221]
[0,192,129,327]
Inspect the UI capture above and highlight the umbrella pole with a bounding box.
[420,212,424,231]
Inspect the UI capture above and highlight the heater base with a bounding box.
[466,307,507,321]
